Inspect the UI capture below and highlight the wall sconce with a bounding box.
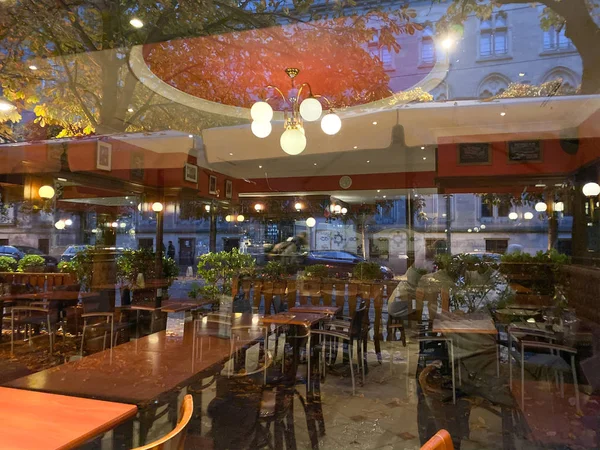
[38,185,55,200]
[294,202,303,211]
[254,203,264,212]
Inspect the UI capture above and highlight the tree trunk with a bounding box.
[563,10,600,94]
[209,213,217,252]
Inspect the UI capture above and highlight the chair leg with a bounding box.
[571,354,581,414]
[307,334,311,392]
[521,346,525,411]
[360,339,365,386]
[509,333,513,390]
[80,320,87,356]
[10,309,14,355]
[349,341,355,395]
[449,340,456,405]
[47,315,53,353]
[110,316,114,349]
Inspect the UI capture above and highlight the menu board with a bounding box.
[457,143,491,165]
[508,140,542,162]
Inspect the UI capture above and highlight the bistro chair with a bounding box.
[308,299,368,395]
[421,429,454,450]
[132,394,193,450]
[10,304,58,355]
[508,325,580,413]
[80,292,127,355]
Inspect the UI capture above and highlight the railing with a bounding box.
[0,272,74,290]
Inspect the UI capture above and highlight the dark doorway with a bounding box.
[179,238,196,267]
[223,237,240,252]
[38,238,49,254]
[138,238,153,250]
[0,239,8,245]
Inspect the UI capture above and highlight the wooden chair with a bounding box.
[421,429,454,450]
[132,394,193,450]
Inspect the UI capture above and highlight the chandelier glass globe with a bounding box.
[534,202,547,212]
[225,215,232,222]
[321,113,341,135]
[582,182,600,197]
[524,212,534,220]
[237,215,245,222]
[306,217,316,227]
[299,97,322,122]
[250,101,273,122]
[508,212,518,220]
[280,128,307,155]
[251,120,272,138]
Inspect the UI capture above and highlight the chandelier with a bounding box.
[250,68,341,155]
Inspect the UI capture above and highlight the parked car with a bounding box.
[0,245,25,261]
[303,250,394,279]
[60,245,89,262]
[13,246,58,271]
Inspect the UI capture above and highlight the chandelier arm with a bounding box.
[314,94,333,108]
[297,82,315,101]
[266,85,289,105]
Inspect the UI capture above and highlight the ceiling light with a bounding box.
[130,18,144,28]
[225,215,232,222]
[341,207,348,214]
[519,72,525,77]
[299,97,322,122]
[500,112,506,116]
[188,134,193,138]
[151,202,164,212]
[534,202,547,212]
[321,113,342,135]
[229,152,233,156]
[237,214,245,222]
[54,220,66,230]
[554,202,565,212]
[383,195,387,198]
[306,217,316,227]
[366,160,370,163]
[508,212,518,220]
[423,157,427,160]
[29,65,38,71]
[64,219,73,226]
[583,182,600,197]
[258,165,263,169]
[0,98,16,112]
[111,222,119,228]
[372,121,378,125]
[254,203,263,212]
[57,177,67,182]
[353,146,358,149]
[251,101,273,122]
[127,107,134,112]
[205,205,211,212]
[524,212,534,220]
[294,202,303,211]
[313,163,317,166]
[421,146,425,150]
[377,190,381,193]
[280,128,306,155]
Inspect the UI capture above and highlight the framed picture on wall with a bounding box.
[96,141,112,171]
[507,140,542,163]
[131,152,144,181]
[184,163,198,183]
[209,175,218,195]
[225,180,233,199]
[457,143,491,165]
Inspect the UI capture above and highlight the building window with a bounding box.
[421,26,435,65]
[480,14,508,57]
[543,26,572,51]
[497,201,511,217]
[369,32,394,71]
[486,239,508,254]
[425,239,447,260]
[481,202,493,218]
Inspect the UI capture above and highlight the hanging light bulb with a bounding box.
[534,202,547,212]
[299,97,322,122]
[251,120,272,138]
[280,128,306,155]
[321,113,342,135]
[554,202,565,212]
[38,185,55,199]
[250,101,273,122]
[306,217,316,227]
[582,182,600,197]
[54,220,66,230]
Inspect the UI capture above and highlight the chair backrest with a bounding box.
[81,291,113,315]
[421,429,454,450]
[132,394,193,450]
[350,299,368,338]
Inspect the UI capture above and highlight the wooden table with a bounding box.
[5,316,263,406]
[432,313,498,335]
[0,387,137,450]
[290,305,341,316]
[5,291,99,302]
[262,312,329,327]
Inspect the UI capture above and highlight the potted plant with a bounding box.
[352,261,384,281]
[196,248,256,305]
[17,254,46,273]
[117,249,178,303]
[0,256,17,273]
[57,248,93,291]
